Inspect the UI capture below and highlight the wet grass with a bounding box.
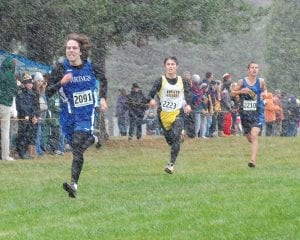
[0,136,299,240]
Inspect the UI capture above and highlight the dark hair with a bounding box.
[163,56,178,65]
[247,61,258,69]
[119,88,127,96]
[222,81,231,91]
[205,72,213,79]
[65,33,92,60]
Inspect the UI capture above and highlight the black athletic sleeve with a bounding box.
[147,78,162,102]
[93,63,108,99]
[46,63,64,98]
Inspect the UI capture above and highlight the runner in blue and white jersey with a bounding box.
[231,62,267,168]
[46,33,107,198]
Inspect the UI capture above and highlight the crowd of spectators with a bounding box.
[3,72,66,160]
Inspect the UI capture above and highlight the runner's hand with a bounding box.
[261,91,267,100]
[32,116,38,124]
[100,98,107,112]
[240,88,250,94]
[149,99,157,108]
[184,105,192,114]
[60,73,73,85]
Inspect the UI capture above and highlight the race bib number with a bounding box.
[73,90,93,107]
[243,100,257,111]
[162,100,177,111]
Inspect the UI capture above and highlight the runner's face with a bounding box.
[165,59,177,76]
[66,40,82,65]
[248,63,259,77]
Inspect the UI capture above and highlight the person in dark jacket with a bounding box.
[16,73,39,159]
[126,83,148,140]
[115,88,128,136]
[0,56,18,161]
[286,96,300,136]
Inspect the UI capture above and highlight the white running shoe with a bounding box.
[63,182,77,198]
[164,163,174,174]
[93,135,99,145]
[180,130,185,143]
[5,157,16,161]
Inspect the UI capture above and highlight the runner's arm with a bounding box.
[94,65,107,100]
[46,63,64,98]
[147,78,162,101]
[231,79,244,97]
[93,62,108,111]
[260,78,268,99]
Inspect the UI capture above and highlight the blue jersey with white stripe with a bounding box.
[60,59,96,115]
[59,59,97,141]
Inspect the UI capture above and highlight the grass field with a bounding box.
[1,136,299,240]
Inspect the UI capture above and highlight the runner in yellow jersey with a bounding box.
[148,57,193,174]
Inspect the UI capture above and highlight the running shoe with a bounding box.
[63,182,77,198]
[248,160,256,168]
[164,163,174,174]
[180,130,185,143]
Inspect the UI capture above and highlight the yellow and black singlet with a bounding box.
[158,75,184,130]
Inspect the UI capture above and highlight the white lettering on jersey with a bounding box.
[159,76,184,112]
[71,75,92,83]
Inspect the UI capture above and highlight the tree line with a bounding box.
[0,0,299,96]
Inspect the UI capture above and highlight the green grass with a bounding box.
[1,136,299,240]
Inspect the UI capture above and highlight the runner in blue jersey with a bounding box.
[46,33,107,198]
[231,62,267,168]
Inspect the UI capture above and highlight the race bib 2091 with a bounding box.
[73,90,93,107]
